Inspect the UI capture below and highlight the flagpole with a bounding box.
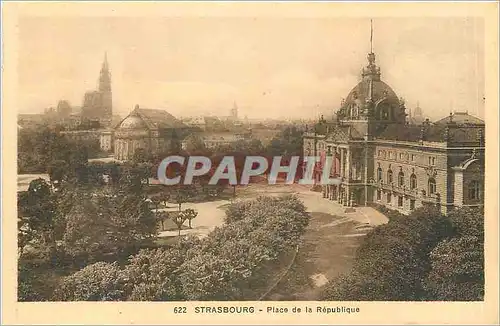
[370,19,373,53]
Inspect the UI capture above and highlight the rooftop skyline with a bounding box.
[18,16,484,120]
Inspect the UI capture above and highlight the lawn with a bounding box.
[265,211,370,300]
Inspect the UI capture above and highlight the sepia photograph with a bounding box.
[2,1,499,325]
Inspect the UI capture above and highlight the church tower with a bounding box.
[230,101,238,121]
[99,52,113,126]
[99,52,112,92]
[81,52,113,127]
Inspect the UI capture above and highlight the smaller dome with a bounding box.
[118,114,147,129]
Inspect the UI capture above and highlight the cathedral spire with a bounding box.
[99,52,111,92]
[102,51,109,71]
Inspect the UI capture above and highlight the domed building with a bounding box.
[408,102,425,125]
[114,105,187,161]
[304,44,484,215]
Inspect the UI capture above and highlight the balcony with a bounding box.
[370,179,420,197]
[421,192,441,203]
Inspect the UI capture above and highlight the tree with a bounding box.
[150,195,162,214]
[423,206,484,301]
[122,248,186,300]
[184,134,207,153]
[52,262,126,301]
[183,208,198,229]
[47,159,68,186]
[18,179,57,262]
[424,236,484,301]
[172,185,196,211]
[322,206,452,301]
[265,125,303,157]
[132,148,149,164]
[62,195,109,264]
[448,206,484,239]
[172,211,187,237]
[179,252,242,300]
[61,185,157,264]
[158,188,171,208]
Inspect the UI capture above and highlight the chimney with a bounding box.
[420,118,430,141]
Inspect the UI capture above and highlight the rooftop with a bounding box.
[434,111,484,125]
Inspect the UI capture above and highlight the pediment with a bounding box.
[326,127,349,143]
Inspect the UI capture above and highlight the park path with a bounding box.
[156,183,388,239]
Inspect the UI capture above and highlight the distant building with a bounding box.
[434,111,485,125]
[114,105,187,161]
[304,46,484,215]
[99,130,114,152]
[59,128,113,153]
[248,127,281,146]
[59,130,101,142]
[81,53,113,127]
[17,113,45,129]
[181,116,208,131]
[56,100,72,118]
[229,101,238,121]
[408,102,425,125]
[181,131,248,150]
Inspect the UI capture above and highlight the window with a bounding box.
[410,199,416,210]
[387,169,393,184]
[398,171,405,187]
[428,156,436,166]
[411,154,416,162]
[468,180,481,200]
[428,178,436,195]
[377,167,383,181]
[410,174,417,189]
[378,150,382,157]
[399,153,404,160]
[387,193,392,204]
[398,196,403,207]
[377,190,381,201]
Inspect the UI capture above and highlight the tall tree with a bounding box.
[18,179,57,262]
[183,208,198,229]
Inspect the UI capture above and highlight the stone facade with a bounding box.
[114,105,187,161]
[304,51,485,215]
[60,129,114,152]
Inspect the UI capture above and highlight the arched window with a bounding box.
[387,169,393,184]
[377,167,383,181]
[428,178,436,195]
[468,180,481,200]
[398,171,405,187]
[410,174,417,189]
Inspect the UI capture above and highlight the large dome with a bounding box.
[336,52,406,124]
[344,79,400,108]
[118,114,147,129]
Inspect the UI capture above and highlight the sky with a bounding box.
[18,16,485,120]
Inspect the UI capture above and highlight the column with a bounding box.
[346,147,351,181]
[340,148,345,178]
[332,147,337,177]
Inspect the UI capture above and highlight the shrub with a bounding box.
[53,262,126,301]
